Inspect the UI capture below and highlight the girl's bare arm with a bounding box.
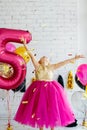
[21,38,39,70]
[50,55,84,70]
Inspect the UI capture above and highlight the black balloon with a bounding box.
[12,78,26,92]
[75,75,85,90]
[57,75,64,88]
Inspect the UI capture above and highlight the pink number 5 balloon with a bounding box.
[0,28,32,90]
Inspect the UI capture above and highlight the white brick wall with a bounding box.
[78,0,87,64]
[0,0,85,129]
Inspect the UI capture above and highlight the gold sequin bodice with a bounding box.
[35,65,53,81]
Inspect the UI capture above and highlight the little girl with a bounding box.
[14,39,84,130]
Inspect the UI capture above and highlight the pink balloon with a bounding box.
[0,28,32,90]
[6,43,16,52]
[76,64,87,86]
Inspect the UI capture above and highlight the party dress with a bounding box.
[14,65,75,128]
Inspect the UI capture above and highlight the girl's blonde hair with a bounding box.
[38,56,50,65]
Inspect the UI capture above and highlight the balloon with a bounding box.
[7,126,13,130]
[12,78,26,92]
[0,28,32,90]
[0,89,7,100]
[76,64,87,97]
[57,75,64,88]
[71,91,86,113]
[75,75,85,90]
[0,62,14,78]
[6,43,16,52]
[7,123,13,130]
[15,46,30,63]
[76,64,87,86]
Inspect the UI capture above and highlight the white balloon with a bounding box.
[71,91,86,113]
[0,89,7,100]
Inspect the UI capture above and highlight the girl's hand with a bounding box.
[20,37,29,51]
[20,37,26,44]
[70,55,85,63]
[75,55,85,60]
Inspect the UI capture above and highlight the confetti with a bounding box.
[41,24,47,28]
[68,53,72,56]
[37,118,40,120]
[22,101,28,104]
[44,83,48,87]
[33,88,36,92]
[32,113,35,118]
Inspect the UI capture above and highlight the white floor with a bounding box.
[0,121,87,130]
[0,125,87,130]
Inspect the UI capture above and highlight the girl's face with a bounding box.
[39,56,50,66]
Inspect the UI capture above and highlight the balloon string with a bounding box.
[7,91,11,126]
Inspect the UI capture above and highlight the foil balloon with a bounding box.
[0,89,7,100]
[15,46,30,63]
[0,62,14,78]
[0,28,32,90]
[76,64,87,97]
[76,64,87,86]
[75,75,85,90]
[6,43,16,52]
[12,78,26,92]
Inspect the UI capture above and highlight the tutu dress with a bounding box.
[14,65,75,128]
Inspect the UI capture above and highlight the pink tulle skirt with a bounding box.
[14,80,75,128]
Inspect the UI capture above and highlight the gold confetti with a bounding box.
[33,88,36,92]
[22,101,28,104]
[32,113,35,118]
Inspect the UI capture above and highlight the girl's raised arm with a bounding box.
[21,38,39,70]
[50,55,85,70]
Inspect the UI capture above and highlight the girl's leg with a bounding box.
[39,127,43,130]
[51,128,54,130]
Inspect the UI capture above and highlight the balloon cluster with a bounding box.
[6,43,30,63]
[0,28,32,130]
[0,28,32,90]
